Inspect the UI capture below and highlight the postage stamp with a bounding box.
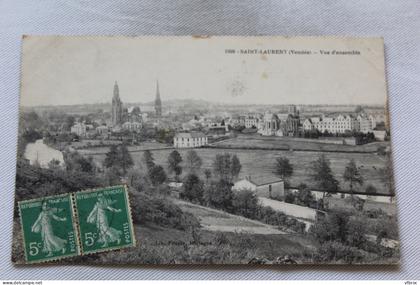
[74,185,136,254]
[18,193,80,263]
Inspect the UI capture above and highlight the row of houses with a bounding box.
[302,114,378,134]
[70,121,144,137]
[225,111,384,137]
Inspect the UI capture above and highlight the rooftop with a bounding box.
[175,132,206,138]
[239,175,283,186]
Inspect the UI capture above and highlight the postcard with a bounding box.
[13,36,398,264]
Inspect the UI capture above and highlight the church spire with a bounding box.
[113,81,119,99]
[112,81,123,126]
[155,80,162,117]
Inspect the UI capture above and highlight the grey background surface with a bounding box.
[1,0,419,280]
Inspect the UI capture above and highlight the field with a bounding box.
[211,134,388,153]
[173,198,286,234]
[93,223,315,264]
[87,145,391,195]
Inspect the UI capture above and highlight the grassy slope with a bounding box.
[96,223,315,264]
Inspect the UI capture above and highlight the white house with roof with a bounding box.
[232,176,285,199]
[357,114,373,133]
[303,118,314,131]
[173,132,208,148]
[70,122,87,136]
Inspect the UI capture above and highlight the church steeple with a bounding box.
[111,81,123,126]
[113,81,120,99]
[155,80,162,117]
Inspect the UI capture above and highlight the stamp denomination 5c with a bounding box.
[18,194,80,263]
[74,185,136,254]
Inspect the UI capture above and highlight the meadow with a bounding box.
[88,146,391,195]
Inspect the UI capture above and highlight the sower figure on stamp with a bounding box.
[31,201,67,257]
[87,193,122,248]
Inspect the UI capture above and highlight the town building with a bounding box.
[96,125,109,137]
[303,118,315,131]
[228,115,246,128]
[283,114,300,136]
[70,122,87,136]
[122,121,142,132]
[244,115,259,128]
[173,132,208,148]
[373,130,387,141]
[232,176,285,199]
[127,106,142,123]
[357,114,373,133]
[259,113,280,136]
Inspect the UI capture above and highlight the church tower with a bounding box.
[155,80,162,117]
[111,81,123,126]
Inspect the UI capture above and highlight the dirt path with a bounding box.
[172,198,286,235]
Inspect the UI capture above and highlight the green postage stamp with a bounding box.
[18,194,80,263]
[18,185,135,263]
[74,185,136,254]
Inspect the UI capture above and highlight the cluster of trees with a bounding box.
[310,210,398,263]
[284,184,318,208]
[274,155,368,199]
[176,153,306,234]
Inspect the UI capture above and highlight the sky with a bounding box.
[20,36,387,107]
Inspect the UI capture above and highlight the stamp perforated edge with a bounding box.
[17,193,81,264]
[72,184,137,256]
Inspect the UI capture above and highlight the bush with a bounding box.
[130,191,200,231]
[232,190,260,219]
[181,174,204,204]
[314,241,364,264]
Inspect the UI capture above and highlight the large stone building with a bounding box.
[173,132,208,148]
[302,113,377,134]
[258,112,299,137]
[259,113,280,136]
[155,80,162,117]
[111,81,123,126]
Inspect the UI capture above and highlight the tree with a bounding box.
[343,159,363,195]
[354,105,363,113]
[104,145,119,169]
[346,216,368,248]
[213,153,231,181]
[48,159,61,170]
[167,150,183,181]
[274,157,293,186]
[127,169,150,192]
[143,150,155,170]
[213,153,242,183]
[65,151,96,173]
[64,115,75,131]
[310,210,349,244]
[365,184,377,195]
[103,144,133,175]
[232,189,260,219]
[310,154,339,198]
[119,144,134,175]
[230,154,242,181]
[204,169,212,182]
[185,150,202,173]
[148,165,167,186]
[181,173,204,204]
[203,180,234,212]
